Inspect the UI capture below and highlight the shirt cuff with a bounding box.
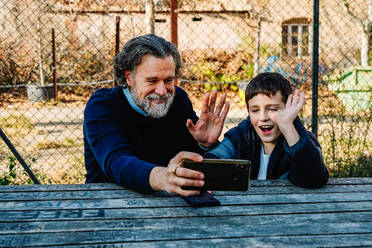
[198,142,210,151]
[198,141,219,151]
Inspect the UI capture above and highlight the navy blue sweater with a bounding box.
[205,117,329,189]
[83,86,203,193]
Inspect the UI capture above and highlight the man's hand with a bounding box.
[273,90,305,146]
[186,89,230,148]
[149,152,205,196]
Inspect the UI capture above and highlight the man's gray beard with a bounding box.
[130,84,174,118]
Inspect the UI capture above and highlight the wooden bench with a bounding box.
[0,178,371,247]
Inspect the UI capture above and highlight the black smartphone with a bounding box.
[182,158,251,191]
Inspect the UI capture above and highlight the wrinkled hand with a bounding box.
[186,89,230,147]
[274,90,305,130]
[149,152,205,196]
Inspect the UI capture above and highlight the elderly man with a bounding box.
[84,34,229,196]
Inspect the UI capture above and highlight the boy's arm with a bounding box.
[285,132,329,188]
[274,90,328,188]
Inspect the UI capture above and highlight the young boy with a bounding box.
[204,72,329,188]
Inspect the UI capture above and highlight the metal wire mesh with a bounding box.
[0,0,371,184]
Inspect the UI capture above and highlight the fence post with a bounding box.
[115,16,121,56]
[170,0,178,48]
[312,0,319,137]
[115,16,121,86]
[52,28,57,101]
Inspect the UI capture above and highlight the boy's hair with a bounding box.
[245,72,292,106]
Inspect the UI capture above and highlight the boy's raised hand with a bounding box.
[275,90,305,126]
[273,90,305,146]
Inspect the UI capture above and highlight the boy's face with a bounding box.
[247,92,285,148]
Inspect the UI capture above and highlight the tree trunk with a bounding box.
[338,0,371,66]
[254,19,261,76]
[145,0,155,34]
[360,0,372,66]
[37,11,45,87]
[361,30,369,66]
[367,0,372,65]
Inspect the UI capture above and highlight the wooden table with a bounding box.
[1,178,371,247]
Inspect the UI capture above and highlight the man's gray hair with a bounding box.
[114,34,181,88]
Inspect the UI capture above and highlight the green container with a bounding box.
[325,66,372,112]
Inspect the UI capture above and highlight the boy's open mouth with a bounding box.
[259,125,273,135]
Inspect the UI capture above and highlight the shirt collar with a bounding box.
[123,87,148,117]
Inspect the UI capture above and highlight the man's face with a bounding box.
[247,92,286,149]
[125,55,176,118]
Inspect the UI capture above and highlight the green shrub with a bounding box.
[0,156,17,185]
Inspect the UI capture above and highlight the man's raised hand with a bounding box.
[186,89,230,148]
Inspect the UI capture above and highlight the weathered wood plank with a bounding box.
[0,178,371,248]
[0,192,370,211]
[1,212,371,235]
[0,201,370,222]
[0,183,123,192]
[2,184,372,202]
[325,177,372,185]
[42,234,372,248]
[0,190,159,202]
[0,178,370,192]
[0,180,292,192]
[0,222,371,247]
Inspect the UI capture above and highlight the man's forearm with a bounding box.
[149,166,167,191]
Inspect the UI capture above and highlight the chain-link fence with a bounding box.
[0,0,371,184]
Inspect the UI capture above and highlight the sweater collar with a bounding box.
[123,87,148,117]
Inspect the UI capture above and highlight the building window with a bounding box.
[155,19,166,23]
[282,18,312,57]
[192,17,202,22]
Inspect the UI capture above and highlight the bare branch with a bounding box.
[337,0,367,33]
